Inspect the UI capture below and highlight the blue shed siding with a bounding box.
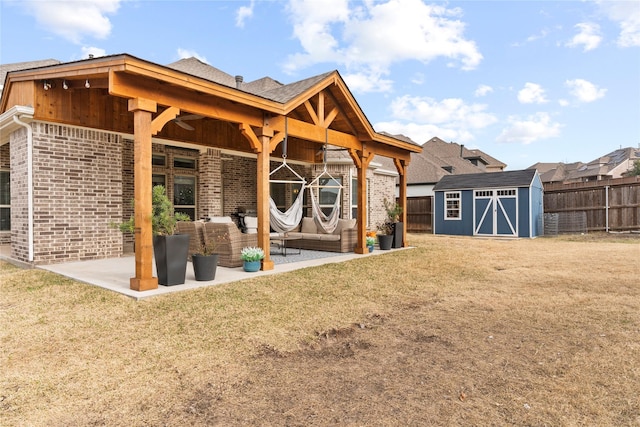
[530,174,544,237]
[517,187,531,237]
[433,170,544,238]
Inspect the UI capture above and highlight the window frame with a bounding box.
[444,191,461,220]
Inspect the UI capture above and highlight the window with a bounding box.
[152,174,166,188]
[174,175,196,220]
[0,171,9,231]
[173,157,196,169]
[497,189,516,196]
[351,177,358,220]
[444,191,461,220]
[313,176,342,216]
[152,154,166,167]
[270,182,305,211]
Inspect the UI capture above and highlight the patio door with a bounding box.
[473,189,518,237]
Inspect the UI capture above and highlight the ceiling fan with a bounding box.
[170,114,203,131]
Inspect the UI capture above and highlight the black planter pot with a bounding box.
[153,234,190,286]
[377,234,393,250]
[392,222,404,248]
[192,254,219,281]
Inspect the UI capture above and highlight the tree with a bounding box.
[628,159,640,177]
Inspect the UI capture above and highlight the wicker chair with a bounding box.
[203,222,258,268]
[175,221,206,260]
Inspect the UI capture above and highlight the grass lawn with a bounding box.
[1,233,638,426]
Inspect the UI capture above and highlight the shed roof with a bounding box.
[433,169,538,191]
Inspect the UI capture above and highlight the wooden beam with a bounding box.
[128,98,158,291]
[239,123,261,152]
[151,106,179,136]
[303,100,320,126]
[110,70,266,127]
[267,115,361,150]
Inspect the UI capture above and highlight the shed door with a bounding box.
[473,189,518,237]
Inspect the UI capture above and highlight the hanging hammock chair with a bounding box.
[307,135,344,234]
[268,118,306,233]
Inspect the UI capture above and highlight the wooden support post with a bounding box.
[128,98,158,291]
[394,158,409,248]
[255,127,275,271]
[350,148,373,254]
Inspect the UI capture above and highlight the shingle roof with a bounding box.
[433,169,537,191]
[422,137,501,174]
[165,57,334,104]
[0,59,61,97]
[166,57,237,87]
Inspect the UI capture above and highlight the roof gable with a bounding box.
[433,169,537,191]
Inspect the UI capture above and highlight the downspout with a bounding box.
[12,115,34,262]
[605,185,609,233]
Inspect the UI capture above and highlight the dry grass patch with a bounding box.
[1,234,638,426]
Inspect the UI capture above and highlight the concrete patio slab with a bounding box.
[36,249,401,300]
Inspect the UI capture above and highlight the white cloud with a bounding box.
[374,95,497,144]
[474,84,493,97]
[565,22,602,51]
[374,120,473,145]
[496,112,561,144]
[596,0,640,47]
[518,83,548,104]
[558,99,570,107]
[284,0,482,92]
[177,48,209,64]
[236,1,255,28]
[23,0,121,44]
[565,78,606,102]
[81,46,106,59]
[343,71,393,93]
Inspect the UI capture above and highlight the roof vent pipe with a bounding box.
[460,144,464,157]
[235,75,243,88]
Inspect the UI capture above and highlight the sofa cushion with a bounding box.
[301,217,317,234]
[209,216,233,223]
[333,218,356,235]
[244,216,257,234]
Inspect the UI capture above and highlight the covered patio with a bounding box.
[0,54,421,291]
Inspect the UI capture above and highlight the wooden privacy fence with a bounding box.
[403,196,433,233]
[543,176,640,232]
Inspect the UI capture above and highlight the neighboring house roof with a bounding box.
[528,162,584,183]
[433,169,537,191]
[529,147,639,183]
[0,59,61,97]
[422,136,506,175]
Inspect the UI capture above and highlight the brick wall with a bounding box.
[29,123,123,264]
[9,131,28,257]
[0,143,10,245]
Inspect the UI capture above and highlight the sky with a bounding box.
[1,0,639,170]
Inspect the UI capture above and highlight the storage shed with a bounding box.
[433,169,544,238]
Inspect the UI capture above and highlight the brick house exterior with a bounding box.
[0,55,419,273]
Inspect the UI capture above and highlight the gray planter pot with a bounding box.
[192,253,218,281]
[153,234,190,286]
[377,234,393,250]
[392,222,404,248]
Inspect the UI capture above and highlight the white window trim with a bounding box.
[444,191,462,221]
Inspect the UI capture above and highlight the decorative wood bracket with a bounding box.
[151,106,179,136]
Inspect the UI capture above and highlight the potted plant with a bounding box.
[114,185,191,286]
[376,221,393,250]
[366,231,376,253]
[241,246,264,272]
[384,198,404,248]
[191,241,219,281]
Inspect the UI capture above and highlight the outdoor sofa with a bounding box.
[274,217,357,253]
